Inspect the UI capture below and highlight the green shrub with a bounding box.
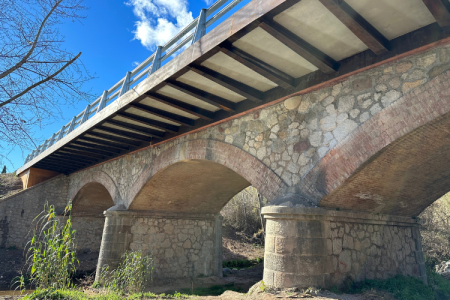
[345,266,450,300]
[16,203,77,291]
[99,251,153,294]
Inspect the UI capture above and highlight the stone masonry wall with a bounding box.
[72,216,105,272]
[0,175,69,248]
[329,221,425,285]
[72,217,105,253]
[68,42,450,212]
[262,207,426,288]
[129,214,222,279]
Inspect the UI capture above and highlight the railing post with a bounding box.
[48,133,57,147]
[80,104,91,124]
[36,145,42,155]
[149,46,163,76]
[24,154,31,164]
[119,72,132,97]
[57,125,66,141]
[67,116,77,134]
[96,90,108,113]
[41,139,49,151]
[192,9,207,44]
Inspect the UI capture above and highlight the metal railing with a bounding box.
[24,0,244,164]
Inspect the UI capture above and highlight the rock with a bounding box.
[389,77,401,89]
[298,98,311,113]
[294,140,310,153]
[396,61,413,73]
[428,63,450,79]
[402,79,426,94]
[416,54,436,69]
[333,119,358,142]
[320,114,337,131]
[338,95,355,113]
[381,90,401,107]
[352,77,372,91]
[284,96,302,110]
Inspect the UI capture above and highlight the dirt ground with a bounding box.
[0,248,26,290]
[0,174,22,200]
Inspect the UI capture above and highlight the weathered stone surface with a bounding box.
[352,77,372,91]
[381,90,401,107]
[294,140,310,153]
[402,79,426,93]
[333,119,358,142]
[263,207,426,288]
[416,54,436,69]
[338,95,355,113]
[396,61,413,73]
[284,96,302,110]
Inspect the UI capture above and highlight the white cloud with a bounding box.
[132,61,140,66]
[127,0,194,51]
[204,0,214,5]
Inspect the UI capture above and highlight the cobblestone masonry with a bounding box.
[0,175,68,248]
[129,213,222,279]
[95,210,222,281]
[66,43,450,216]
[262,207,426,288]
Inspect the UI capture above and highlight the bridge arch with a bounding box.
[70,181,115,272]
[300,72,450,216]
[69,170,119,205]
[127,139,286,210]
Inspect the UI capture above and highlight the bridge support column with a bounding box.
[95,209,133,281]
[95,209,222,283]
[262,207,426,289]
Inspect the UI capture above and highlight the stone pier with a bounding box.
[262,207,427,288]
[95,209,222,282]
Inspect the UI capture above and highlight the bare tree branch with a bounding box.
[0,0,63,80]
[0,52,81,108]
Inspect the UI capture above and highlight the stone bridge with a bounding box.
[3,0,450,289]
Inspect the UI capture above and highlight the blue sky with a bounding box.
[4,0,251,172]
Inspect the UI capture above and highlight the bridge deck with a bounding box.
[17,0,450,176]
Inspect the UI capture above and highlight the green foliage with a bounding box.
[16,203,77,291]
[420,192,450,266]
[344,266,450,300]
[260,280,266,292]
[99,251,153,294]
[222,257,263,269]
[179,283,242,296]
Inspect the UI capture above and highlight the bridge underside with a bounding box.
[10,0,450,292]
[18,0,450,178]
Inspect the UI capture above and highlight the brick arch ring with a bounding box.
[126,139,287,208]
[68,170,120,205]
[300,71,450,206]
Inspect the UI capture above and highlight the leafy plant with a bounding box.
[99,251,153,294]
[345,265,450,300]
[15,202,77,291]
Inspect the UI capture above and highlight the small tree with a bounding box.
[1,166,6,173]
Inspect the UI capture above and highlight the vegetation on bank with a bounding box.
[420,192,450,267]
[329,262,450,300]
